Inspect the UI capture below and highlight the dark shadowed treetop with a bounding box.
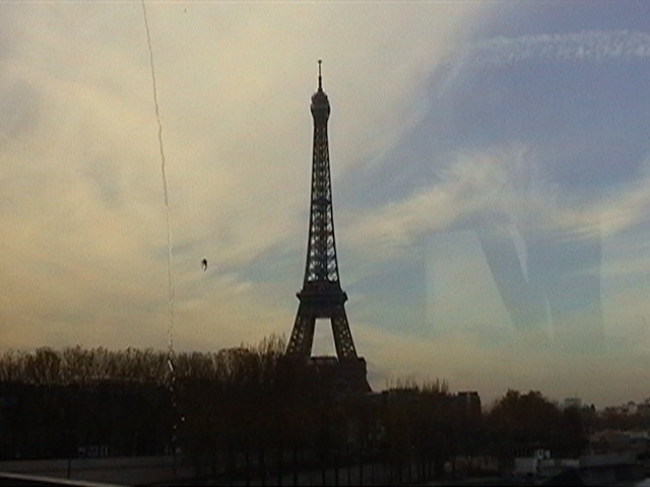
[0,334,287,387]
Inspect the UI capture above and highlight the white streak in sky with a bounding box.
[141,2,175,364]
[439,30,650,95]
[472,30,650,67]
[141,0,184,450]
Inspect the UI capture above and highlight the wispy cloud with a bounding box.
[471,30,650,66]
[347,144,650,259]
[438,29,650,96]
[0,3,481,352]
[345,146,536,251]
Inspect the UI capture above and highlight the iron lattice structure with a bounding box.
[286,64,359,362]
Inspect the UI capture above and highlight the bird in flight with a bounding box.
[201,258,208,271]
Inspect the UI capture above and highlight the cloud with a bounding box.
[0,3,482,352]
[345,146,537,252]
[346,141,650,262]
[466,30,650,69]
[343,143,650,348]
[437,29,650,98]
[2,3,649,407]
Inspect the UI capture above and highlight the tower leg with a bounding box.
[330,307,357,359]
[287,306,316,358]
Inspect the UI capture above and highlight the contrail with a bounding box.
[438,29,650,98]
[469,30,650,68]
[141,0,174,344]
[141,0,176,397]
[142,2,170,208]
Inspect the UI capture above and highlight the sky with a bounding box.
[2,1,650,408]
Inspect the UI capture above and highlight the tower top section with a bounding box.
[311,60,330,119]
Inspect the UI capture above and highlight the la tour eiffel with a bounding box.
[284,61,371,394]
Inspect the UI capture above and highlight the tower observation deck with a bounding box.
[285,62,370,393]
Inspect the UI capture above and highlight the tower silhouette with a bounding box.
[285,62,370,393]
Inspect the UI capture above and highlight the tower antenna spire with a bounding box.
[318,59,322,90]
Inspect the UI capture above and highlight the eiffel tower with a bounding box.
[285,62,370,393]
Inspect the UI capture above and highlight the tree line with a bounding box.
[0,337,593,484]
